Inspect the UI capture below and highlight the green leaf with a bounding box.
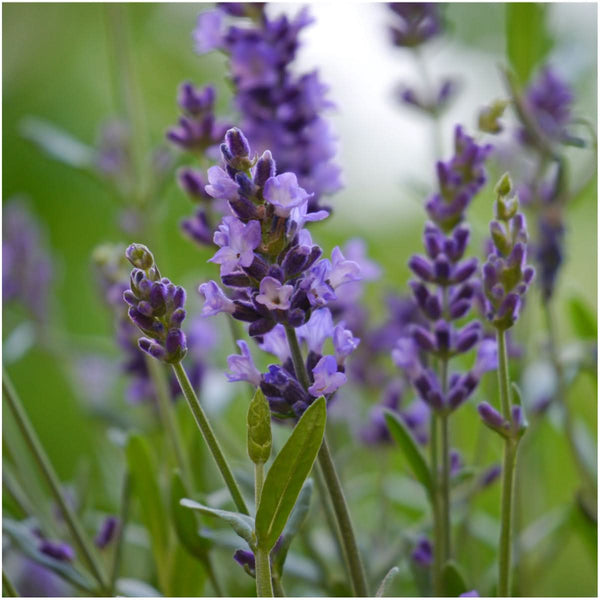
[271,478,313,576]
[384,411,433,500]
[247,387,272,464]
[568,296,597,339]
[170,471,212,559]
[116,578,162,597]
[442,560,468,596]
[20,116,94,168]
[375,566,400,597]
[180,499,256,547]
[255,396,327,551]
[506,3,552,85]
[125,434,170,592]
[2,518,96,594]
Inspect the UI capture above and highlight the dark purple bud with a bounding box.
[244,255,269,280]
[434,320,451,353]
[266,264,284,282]
[95,516,119,549]
[249,318,276,337]
[173,286,186,309]
[412,325,436,352]
[446,385,466,410]
[39,540,75,562]
[232,301,261,322]
[450,449,463,475]
[150,282,167,311]
[282,245,310,278]
[452,257,478,284]
[165,329,187,362]
[137,301,153,317]
[424,294,442,319]
[129,307,155,332]
[139,337,165,360]
[229,195,258,220]
[480,464,502,488]
[478,402,505,429]
[523,266,535,284]
[426,390,444,410]
[225,128,250,158]
[455,322,481,353]
[287,308,306,327]
[178,168,209,200]
[411,537,433,567]
[254,150,276,187]
[508,242,526,270]
[452,225,470,258]
[434,255,451,281]
[169,308,186,327]
[123,290,137,306]
[511,405,526,435]
[233,549,256,576]
[235,171,256,197]
[449,298,471,320]
[222,273,253,287]
[408,255,434,282]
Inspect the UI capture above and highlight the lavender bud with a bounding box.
[95,516,119,549]
[126,243,154,270]
[478,401,506,431]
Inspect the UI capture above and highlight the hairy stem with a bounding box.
[256,546,274,597]
[171,361,250,516]
[497,329,518,597]
[3,370,109,594]
[284,325,369,597]
[430,413,443,596]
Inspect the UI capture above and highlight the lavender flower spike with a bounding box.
[124,243,188,364]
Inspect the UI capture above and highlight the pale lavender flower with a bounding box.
[226,340,262,386]
[308,355,347,397]
[255,277,294,311]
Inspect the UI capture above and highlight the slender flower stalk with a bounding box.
[123,243,250,516]
[478,173,535,596]
[109,474,130,595]
[284,326,369,597]
[3,370,110,595]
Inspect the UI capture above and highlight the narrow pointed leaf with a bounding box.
[255,396,327,551]
[271,478,313,576]
[20,116,94,168]
[180,499,256,546]
[170,471,213,558]
[568,296,597,339]
[376,566,400,597]
[442,560,468,597]
[384,410,433,499]
[125,434,169,591]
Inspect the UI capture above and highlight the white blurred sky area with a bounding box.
[267,2,597,230]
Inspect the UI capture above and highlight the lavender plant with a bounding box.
[477,173,535,596]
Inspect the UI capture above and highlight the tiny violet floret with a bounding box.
[226,340,262,386]
[308,355,347,397]
[198,281,236,316]
[263,173,312,218]
[255,277,294,311]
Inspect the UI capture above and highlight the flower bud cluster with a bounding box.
[393,125,492,415]
[388,3,443,47]
[123,244,188,364]
[193,6,341,212]
[426,126,493,232]
[482,174,535,330]
[199,129,361,416]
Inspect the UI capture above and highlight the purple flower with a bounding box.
[258,324,290,363]
[194,6,341,210]
[255,277,294,311]
[38,539,75,562]
[263,173,311,218]
[193,10,224,54]
[333,323,360,362]
[95,516,119,549]
[308,355,347,397]
[226,340,262,386]
[198,280,236,316]
[296,308,334,355]
[460,591,480,597]
[206,166,241,201]
[411,536,433,566]
[388,3,443,47]
[209,218,261,275]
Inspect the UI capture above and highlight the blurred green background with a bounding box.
[3,3,597,597]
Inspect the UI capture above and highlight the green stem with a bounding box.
[496,328,517,597]
[109,473,131,594]
[2,371,110,594]
[171,361,250,516]
[498,440,518,597]
[146,356,191,485]
[430,413,443,596]
[440,412,451,561]
[283,325,369,596]
[3,569,18,597]
[256,546,274,597]
[255,462,265,510]
[272,572,286,597]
